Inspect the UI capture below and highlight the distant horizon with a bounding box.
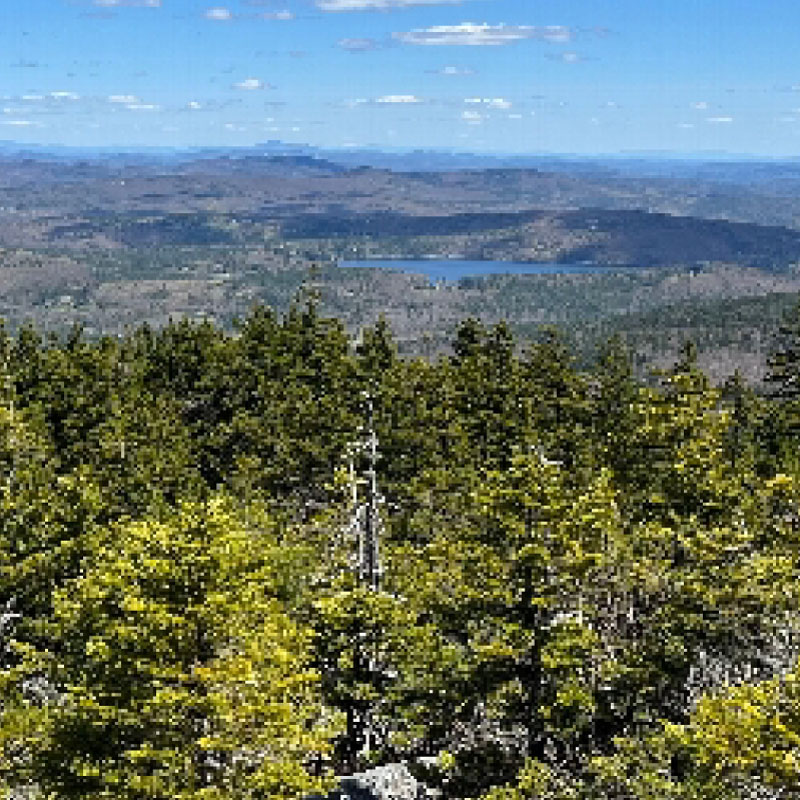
[2,137,800,165]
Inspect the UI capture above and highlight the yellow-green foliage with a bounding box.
[2,306,800,797]
[2,496,340,800]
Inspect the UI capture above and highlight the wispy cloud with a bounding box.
[204,6,294,22]
[394,23,574,47]
[707,116,733,123]
[691,101,709,110]
[205,7,233,20]
[465,96,511,109]
[344,94,424,105]
[338,37,382,52]
[546,51,588,63]
[375,94,422,103]
[1,120,39,126]
[538,26,573,43]
[50,91,81,100]
[233,77,270,90]
[317,0,461,9]
[108,94,140,103]
[127,103,160,110]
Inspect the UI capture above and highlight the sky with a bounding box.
[3,0,800,156]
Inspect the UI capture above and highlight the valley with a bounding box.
[2,149,800,385]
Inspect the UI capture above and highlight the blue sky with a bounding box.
[3,0,800,155]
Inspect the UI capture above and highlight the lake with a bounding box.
[338,258,621,283]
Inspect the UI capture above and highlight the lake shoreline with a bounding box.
[337,258,647,283]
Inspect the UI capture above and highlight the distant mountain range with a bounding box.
[4,140,800,270]
[1,141,800,384]
[4,138,800,185]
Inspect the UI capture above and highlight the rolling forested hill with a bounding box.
[4,151,800,388]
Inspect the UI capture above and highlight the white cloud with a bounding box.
[1,120,37,126]
[233,78,267,90]
[187,101,202,109]
[126,103,160,110]
[109,94,140,103]
[205,7,233,20]
[461,110,482,122]
[375,94,422,103]
[464,97,511,109]
[394,22,572,47]
[260,10,293,19]
[21,94,44,101]
[436,65,474,75]
[691,101,709,110]
[344,94,424,105]
[318,0,461,9]
[50,91,80,100]
[707,116,733,123]
[677,122,695,129]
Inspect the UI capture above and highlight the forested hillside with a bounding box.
[2,300,800,799]
[7,152,800,384]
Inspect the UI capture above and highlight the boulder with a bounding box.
[325,763,434,800]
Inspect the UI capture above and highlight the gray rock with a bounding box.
[326,763,433,800]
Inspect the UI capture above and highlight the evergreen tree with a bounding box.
[1,497,339,799]
[591,333,640,481]
[765,295,800,403]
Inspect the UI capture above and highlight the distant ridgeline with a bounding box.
[282,207,800,267]
[1,302,800,798]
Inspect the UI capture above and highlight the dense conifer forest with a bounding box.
[2,295,800,799]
